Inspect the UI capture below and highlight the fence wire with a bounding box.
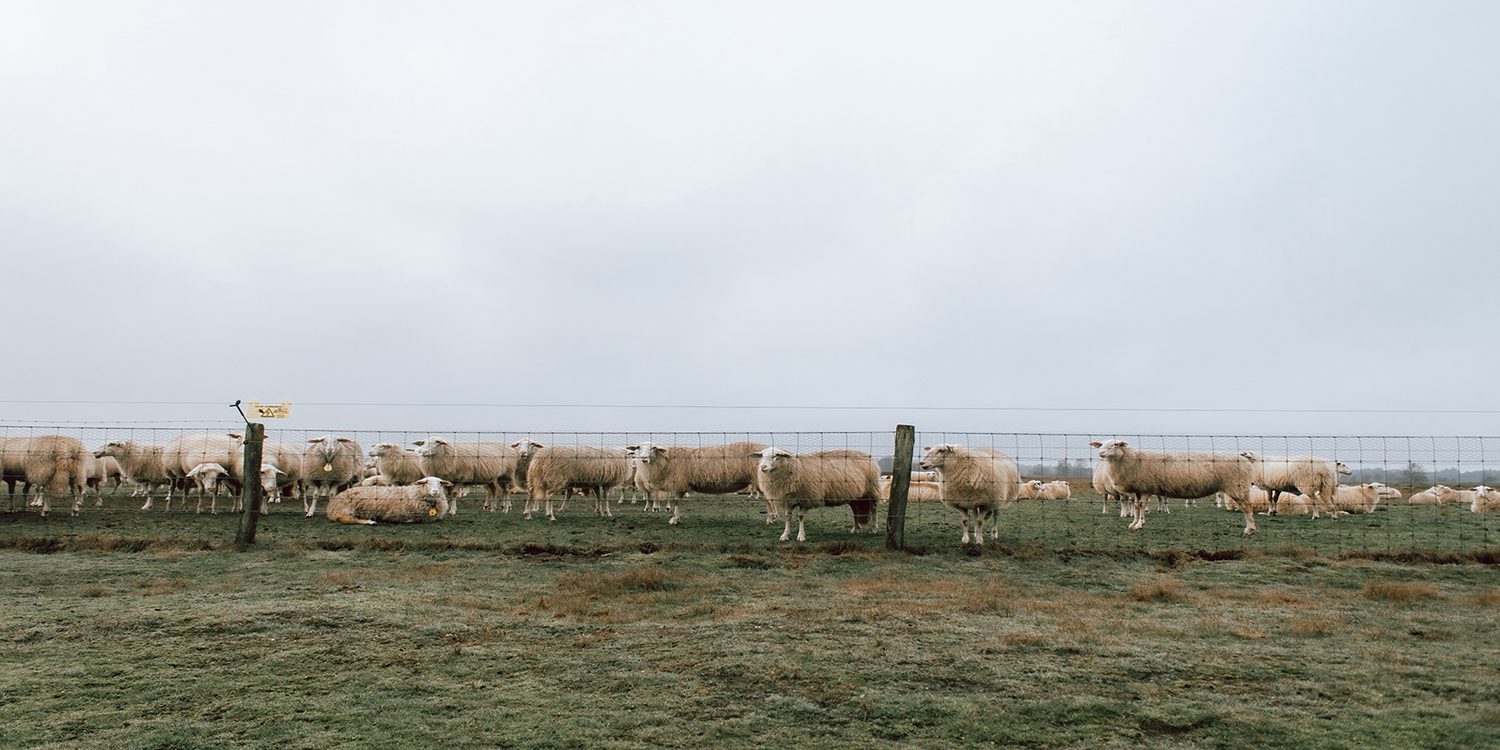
[1,425,1495,556]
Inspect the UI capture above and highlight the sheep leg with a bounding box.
[972,509,988,545]
[1267,488,1281,516]
[795,507,808,542]
[333,514,377,525]
[306,493,320,518]
[668,493,683,525]
[1130,494,1147,530]
[779,505,796,542]
[960,510,972,544]
[1229,489,1257,534]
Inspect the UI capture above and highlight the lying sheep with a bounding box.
[525,445,631,521]
[18,435,91,517]
[367,443,427,487]
[1217,486,1310,515]
[1471,486,1498,513]
[1408,485,1459,505]
[1017,479,1042,500]
[624,441,765,525]
[1239,452,1342,519]
[415,437,520,515]
[302,436,364,516]
[879,476,943,503]
[326,477,452,525]
[755,448,883,542]
[1033,480,1071,500]
[1330,482,1400,514]
[1092,440,1256,534]
[918,444,1020,545]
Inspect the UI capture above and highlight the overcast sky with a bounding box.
[3,1,1498,437]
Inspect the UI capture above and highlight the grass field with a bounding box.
[2,490,1497,749]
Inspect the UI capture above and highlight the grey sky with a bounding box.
[3,1,1497,436]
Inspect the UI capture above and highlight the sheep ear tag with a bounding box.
[324,463,333,472]
[428,507,439,517]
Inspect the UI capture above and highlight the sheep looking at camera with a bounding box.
[755,448,883,542]
[917,444,1020,545]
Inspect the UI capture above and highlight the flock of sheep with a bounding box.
[1,433,1495,545]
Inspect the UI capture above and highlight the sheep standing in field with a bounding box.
[624,441,765,525]
[415,437,520,515]
[505,439,545,513]
[1092,440,1256,534]
[1239,452,1342,519]
[367,443,426,487]
[17,435,91,517]
[93,441,172,508]
[525,445,632,521]
[326,477,452,525]
[1,437,34,509]
[1408,485,1461,506]
[302,436,364,517]
[240,438,307,510]
[85,455,124,505]
[162,433,241,512]
[755,448,883,542]
[918,444,1021,545]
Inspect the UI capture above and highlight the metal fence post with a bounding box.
[235,422,264,549]
[886,424,915,551]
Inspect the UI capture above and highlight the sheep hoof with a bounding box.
[668,517,679,525]
[778,533,790,542]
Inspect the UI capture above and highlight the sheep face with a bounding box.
[756,447,795,476]
[258,464,286,493]
[94,441,128,459]
[1336,462,1352,476]
[1094,440,1128,461]
[629,442,669,468]
[369,443,401,459]
[509,440,544,455]
[416,438,449,457]
[186,462,229,493]
[917,444,960,471]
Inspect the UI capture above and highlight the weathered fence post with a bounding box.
[886,424,915,551]
[235,422,264,550]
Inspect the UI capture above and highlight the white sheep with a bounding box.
[1408,485,1460,505]
[163,433,241,512]
[505,439,546,513]
[326,477,453,524]
[1471,486,1498,513]
[1092,440,1256,534]
[185,463,234,513]
[85,455,124,505]
[1217,486,1309,515]
[624,441,765,525]
[1033,480,1071,500]
[1017,479,1042,500]
[15,435,91,517]
[879,476,944,503]
[917,444,1020,545]
[525,445,632,522]
[415,437,520,515]
[367,443,427,487]
[1239,452,1342,519]
[302,436,364,516]
[755,448,883,542]
[93,441,172,508]
[1330,482,1400,514]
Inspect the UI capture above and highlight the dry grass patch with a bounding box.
[548,565,708,621]
[319,570,360,587]
[1287,615,1348,636]
[1129,576,1190,603]
[1361,581,1440,602]
[1468,586,1500,607]
[80,585,112,598]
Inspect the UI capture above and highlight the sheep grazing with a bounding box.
[1239,452,1342,519]
[367,443,426,487]
[623,441,765,525]
[1408,485,1460,506]
[302,436,364,516]
[326,477,452,525]
[415,437,521,515]
[1091,440,1256,534]
[755,448,883,542]
[16,435,91,517]
[93,441,172,507]
[917,444,1020,545]
[525,445,632,521]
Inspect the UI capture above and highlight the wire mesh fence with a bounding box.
[1,424,1496,556]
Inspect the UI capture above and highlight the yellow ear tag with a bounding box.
[428,507,439,517]
[324,463,333,472]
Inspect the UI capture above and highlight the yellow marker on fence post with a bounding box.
[246,401,292,419]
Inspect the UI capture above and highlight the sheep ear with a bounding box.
[307,438,323,444]
[228,433,242,440]
[336,438,353,443]
[413,440,425,446]
[625,445,639,452]
[652,446,667,455]
[1088,441,1101,448]
[441,480,453,489]
[186,465,201,477]
[275,467,287,476]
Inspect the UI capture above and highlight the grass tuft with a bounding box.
[1362,581,1440,602]
[1130,576,1189,603]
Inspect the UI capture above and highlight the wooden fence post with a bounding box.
[886,424,915,551]
[235,422,264,549]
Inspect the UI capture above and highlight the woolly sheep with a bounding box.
[368,443,427,487]
[237,438,308,509]
[1217,486,1309,515]
[1471,486,1498,513]
[525,445,632,522]
[1017,479,1042,500]
[415,437,520,515]
[917,444,1021,545]
[624,441,765,525]
[505,439,546,513]
[878,476,943,503]
[93,441,172,509]
[1330,482,1400,514]
[1033,480,1071,501]
[85,455,124,505]
[184,463,236,513]
[302,436,364,516]
[1408,485,1460,505]
[1239,452,1342,519]
[163,433,241,512]
[18,435,91,517]
[755,448,883,542]
[1092,440,1256,535]
[326,477,453,525]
